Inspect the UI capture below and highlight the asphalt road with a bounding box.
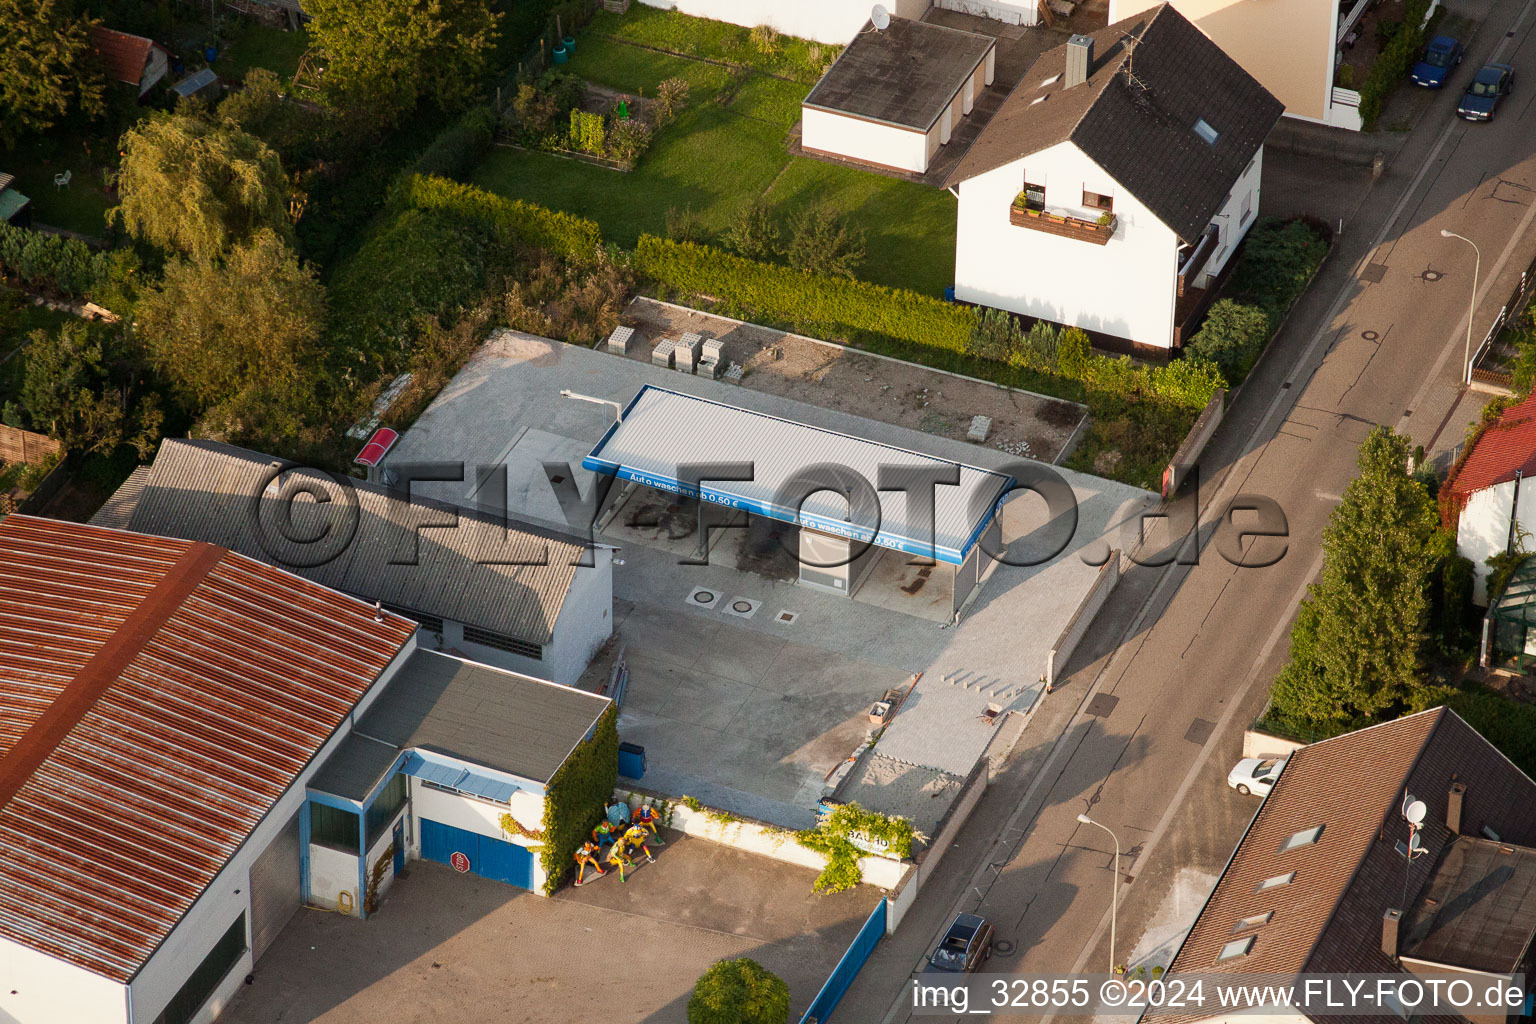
[839,0,1536,1017]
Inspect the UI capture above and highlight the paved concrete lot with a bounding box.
[222,836,881,1024]
[390,332,1152,827]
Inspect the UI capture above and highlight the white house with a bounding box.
[1447,393,1536,604]
[0,515,613,1024]
[93,438,615,686]
[947,4,1284,354]
[801,16,995,175]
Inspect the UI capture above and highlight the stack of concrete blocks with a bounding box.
[674,332,703,374]
[651,337,675,369]
[723,362,745,384]
[606,325,636,355]
[968,415,992,442]
[698,337,726,379]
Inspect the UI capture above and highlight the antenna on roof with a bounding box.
[871,3,890,30]
[374,600,384,623]
[1118,31,1149,92]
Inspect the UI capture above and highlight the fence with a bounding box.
[1468,248,1536,390]
[0,424,62,465]
[799,897,887,1024]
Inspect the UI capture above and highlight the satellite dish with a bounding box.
[1406,800,1428,825]
[872,3,891,30]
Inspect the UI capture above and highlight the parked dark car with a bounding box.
[925,913,994,974]
[1411,35,1464,87]
[1458,63,1515,120]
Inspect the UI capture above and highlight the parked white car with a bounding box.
[1227,757,1286,797]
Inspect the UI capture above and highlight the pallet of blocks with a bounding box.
[651,338,675,368]
[674,332,703,374]
[606,325,636,355]
[698,337,726,379]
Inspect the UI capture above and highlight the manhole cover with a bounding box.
[732,600,753,613]
[687,586,721,609]
[1421,269,1443,282]
[1086,693,1119,718]
[1185,718,1215,744]
[1362,330,1379,341]
[694,591,717,604]
[993,939,1017,956]
[1360,262,1388,284]
[776,610,799,624]
[723,597,760,619]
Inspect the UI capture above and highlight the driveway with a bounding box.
[221,835,881,1024]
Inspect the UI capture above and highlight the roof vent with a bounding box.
[1194,118,1220,145]
[1065,35,1094,89]
[1447,782,1465,834]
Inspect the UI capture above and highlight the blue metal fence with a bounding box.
[799,897,888,1024]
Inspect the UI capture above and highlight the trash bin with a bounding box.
[552,43,568,65]
[943,285,956,303]
[563,35,577,52]
[618,742,646,780]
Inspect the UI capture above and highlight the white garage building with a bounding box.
[93,439,614,686]
[0,515,612,1024]
[801,16,995,175]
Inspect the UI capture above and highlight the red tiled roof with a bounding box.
[89,26,158,86]
[1448,392,1536,496]
[0,516,416,981]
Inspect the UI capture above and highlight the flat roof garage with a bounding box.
[584,386,1013,616]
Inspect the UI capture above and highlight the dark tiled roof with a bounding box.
[1448,392,1536,496]
[947,3,1283,242]
[1164,709,1536,1023]
[803,17,994,131]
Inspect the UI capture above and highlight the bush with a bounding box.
[1359,0,1433,127]
[968,308,1023,363]
[539,705,618,893]
[1185,300,1270,375]
[569,108,606,156]
[749,24,779,56]
[688,959,790,1024]
[665,205,705,244]
[605,116,652,170]
[0,224,107,298]
[655,76,690,126]
[396,174,603,264]
[1229,218,1329,322]
[721,198,780,261]
[1439,687,1536,779]
[785,202,865,279]
[510,70,586,141]
[410,105,498,181]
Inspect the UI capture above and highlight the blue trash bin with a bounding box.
[944,285,956,303]
[618,742,646,780]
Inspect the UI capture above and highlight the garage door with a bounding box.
[419,819,534,890]
[248,809,301,960]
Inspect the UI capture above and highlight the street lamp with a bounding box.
[1441,229,1482,385]
[559,389,623,423]
[1077,813,1122,975]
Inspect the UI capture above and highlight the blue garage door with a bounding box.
[419,818,534,890]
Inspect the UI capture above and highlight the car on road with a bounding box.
[1227,757,1286,797]
[1458,63,1515,120]
[925,913,994,973]
[1411,35,1464,87]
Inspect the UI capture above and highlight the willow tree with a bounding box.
[112,114,292,261]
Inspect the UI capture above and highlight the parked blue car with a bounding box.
[1411,35,1464,87]
[1458,63,1515,121]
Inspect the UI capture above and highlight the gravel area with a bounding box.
[623,297,1086,465]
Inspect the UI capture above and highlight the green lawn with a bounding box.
[473,26,957,297]
[218,22,310,83]
[4,132,115,237]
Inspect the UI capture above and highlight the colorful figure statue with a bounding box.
[593,818,619,848]
[622,824,656,864]
[574,840,606,885]
[633,803,664,843]
[606,837,633,882]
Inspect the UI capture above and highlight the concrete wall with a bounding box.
[547,547,615,687]
[916,765,988,886]
[1108,0,1337,122]
[954,142,1182,349]
[934,0,1039,26]
[1458,477,1536,604]
[802,107,931,173]
[1241,729,1307,760]
[639,0,930,45]
[308,842,360,913]
[408,777,551,893]
[1046,552,1121,688]
[365,807,409,906]
[0,937,126,1024]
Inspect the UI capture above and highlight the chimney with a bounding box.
[1066,35,1094,88]
[1382,908,1401,958]
[1447,782,1466,834]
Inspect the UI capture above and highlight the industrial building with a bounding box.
[0,515,611,1024]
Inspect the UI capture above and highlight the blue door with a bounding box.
[392,820,405,875]
[419,818,534,890]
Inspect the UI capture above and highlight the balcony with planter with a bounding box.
[1010,193,1117,245]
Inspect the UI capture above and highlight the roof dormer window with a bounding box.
[1218,935,1255,961]
[1232,911,1273,933]
[1282,825,1324,851]
[1194,118,1219,145]
[1256,871,1294,892]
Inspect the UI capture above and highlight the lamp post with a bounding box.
[1077,813,1121,975]
[559,389,623,424]
[1441,229,1482,385]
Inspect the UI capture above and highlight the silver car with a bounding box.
[1227,757,1286,797]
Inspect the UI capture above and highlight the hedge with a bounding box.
[0,223,107,298]
[398,174,603,265]
[1439,687,1536,780]
[538,704,619,893]
[1359,0,1434,127]
[407,106,498,183]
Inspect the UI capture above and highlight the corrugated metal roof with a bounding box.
[88,466,152,531]
[584,387,1012,565]
[1448,392,1536,496]
[0,515,415,982]
[110,439,587,645]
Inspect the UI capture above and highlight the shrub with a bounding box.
[510,71,585,140]
[538,705,618,893]
[1230,218,1329,322]
[503,250,633,347]
[1185,300,1270,375]
[1440,687,1536,779]
[1359,0,1433,127]
[785,202,865,279]
[749,24,780,56]
[1021,320,1059,370]
[605,116,652,170]
[410,105,497,181]
[1055,327,1092,380]
[665,205,705,244]
[721,198,780,262]
[1335,63,1356,89]
[688,959,790,1024]
[0,223,107,298]
[569,108,606,156]
[655,76,690,126]
[395,174,603,264]
[968,307,1023,363]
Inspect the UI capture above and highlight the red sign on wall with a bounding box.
[450,851,470,873]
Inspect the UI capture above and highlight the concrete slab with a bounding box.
[221,841,881,1024]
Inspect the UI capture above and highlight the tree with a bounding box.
[0,0,105,146]
[134,229,327,416]
[1185,300,1269,375]
[20,320,161,458]
[722,198,781,262]
[219,68,324,167]
[1268,427,1442,733]
[687,959,790,1024]
[113,114,293,261]
[305,0,501,126]
[784,202,865,279]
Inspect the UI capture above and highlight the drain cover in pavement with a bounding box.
[1360,262,1388,284]
[1185,718,1216,744]
[723,597,760,619]
[1086,693,1119,718]
[687,586,721,609]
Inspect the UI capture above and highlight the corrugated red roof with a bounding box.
[1448,392,1536,496]
[89,26,158,86]
[0,515,415,982]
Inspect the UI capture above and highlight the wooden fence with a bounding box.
[0,424,63,465]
